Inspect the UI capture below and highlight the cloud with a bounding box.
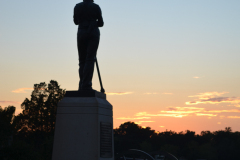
[204,109,240,113]
[135,107,240,119]
[106,92,133,95]
[135,121,155,124]
[135,111,188,118]
[160,126,165,128]
[12,88,33,93]
[161,107,205,114]
[234,104,240,107]
[186,97,240,105]
[0,101,21,104]
[193,76,205,79]
[186,92,240,105]
[144,92,158,95]
[196,113,217,117]
[162,93,173,95]
[188,92,229,99]
[117,117,151,120]
[227,116,240,119]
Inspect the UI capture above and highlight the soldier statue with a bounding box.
[73,0,104,91]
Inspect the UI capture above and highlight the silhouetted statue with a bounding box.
[74,0,104,91]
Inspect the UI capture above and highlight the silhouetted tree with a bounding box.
[211,127,240,160]
[14,80,65,135]
[114,123,240,160]
[114,122,155,152]
[0,106,16,159]
[10,80,65,160]
[0,106,15,147]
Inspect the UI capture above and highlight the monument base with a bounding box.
[52,90,114,160]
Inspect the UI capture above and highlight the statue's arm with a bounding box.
[73,5,79,25]
[96,6,104,27]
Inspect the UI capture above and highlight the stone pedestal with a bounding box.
[52,91,114,160]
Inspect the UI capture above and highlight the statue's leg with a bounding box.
[82,28,100,90]
[77,29,88,90]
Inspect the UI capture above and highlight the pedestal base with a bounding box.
[52,91,114,160]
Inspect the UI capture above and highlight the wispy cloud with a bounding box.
[135,107,240,119]
[162,93,173,95]
[0,101,21,104]
[193,76,205,79]
[160,126,165,128]
[234,104,240,108]
[188,92,229,99]
[186,92,240,105]
[186,97,240,105]
[135,121,155,124]
[144,92,158,95]
[204,109,240,113]
[135,111,187,118]
[12,88,33,93]
[227,116,240,119]
[161,107,205,114]
[196,113,217,117]
[106,92,133,95]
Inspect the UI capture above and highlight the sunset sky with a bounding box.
[1,0,240,134]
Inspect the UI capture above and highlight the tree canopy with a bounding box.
[14,80,65,135]
[0,80,66,160]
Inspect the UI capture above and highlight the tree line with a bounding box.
[1,80,240,160]
[114,122,240,160]
[0,80,65,160]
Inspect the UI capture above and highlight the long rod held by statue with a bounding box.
[96,58,105,93]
